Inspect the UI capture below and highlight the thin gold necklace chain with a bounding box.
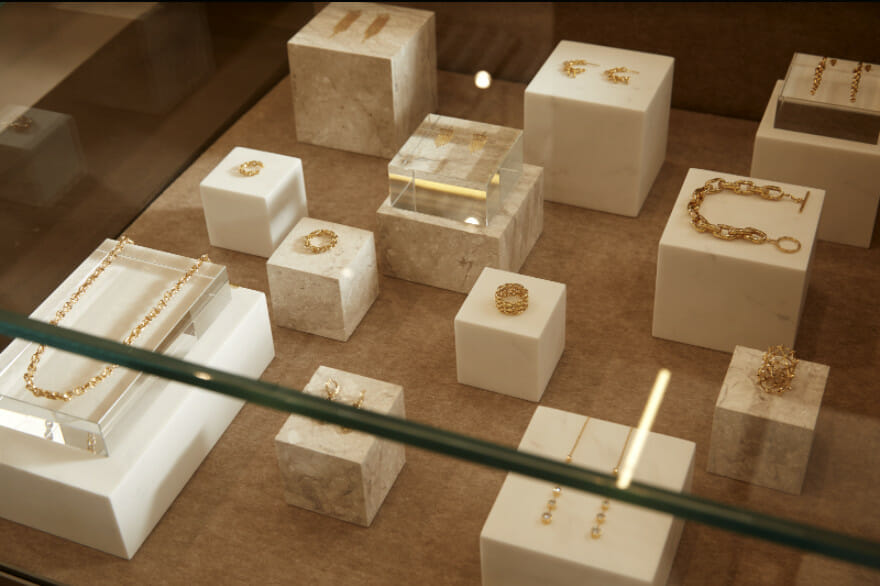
[23,237,211,402]
[687,178,809,254]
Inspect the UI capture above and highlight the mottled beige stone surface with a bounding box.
[707,346,829,495]
[266,216,378,341]
[288,2,437,157]
[274,365,406,526]
[377,163,543,293]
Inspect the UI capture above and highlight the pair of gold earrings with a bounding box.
[810,56,874,102]
[433,128,488,153]
[562,60,639,85]
[331,10,389,42]
[323,378,367,433]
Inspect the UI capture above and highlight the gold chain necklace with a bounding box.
[23,237,211,402]
[687,178,810,254]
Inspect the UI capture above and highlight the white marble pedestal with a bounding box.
[455,267,565,402]
[377,164,543,293]
[707,346,829,494]
[274,365,406,527]
[480,406,695,586]
[751,80,880,248]
[287,2,437,158]
[524,40,674,216]
[199,146,308,257]
[652,168,824,353]
[266,217,378,341]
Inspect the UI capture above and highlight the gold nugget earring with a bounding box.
[562,59,598,78]
[850,62,872,102]
[470,132,488,153]
[810,57,837,95]
[434,127,454,148]
[604,66,639,84]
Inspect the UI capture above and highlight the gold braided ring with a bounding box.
[756,345,799,395]
[495,283,529,316]
[238,160,263,176]
[304,229,338,254]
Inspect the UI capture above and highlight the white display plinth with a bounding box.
[274,365,405,527]
[199,146,308,258]
[481,406,695,586]
[751,80,880,248]
[524,40,674,217]
[287,2,437,158]
[267,217,378,342]
[377,163,543,293]
[0,287,275,559]
[652,168,825,353]
[454,267,565,402]
[708,346,829,495]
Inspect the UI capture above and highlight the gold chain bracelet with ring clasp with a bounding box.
[687,178,809,254]
[23,237,211,401]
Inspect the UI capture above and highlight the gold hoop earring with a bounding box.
[562,59,598,78]
[603,67,639,85]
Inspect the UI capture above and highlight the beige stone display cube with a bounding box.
[267,217,378,341]
[377,164,543,293]
[707,346,829,494]
[274,366,406,527]
[287,2,437,158]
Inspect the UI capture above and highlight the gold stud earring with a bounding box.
[810,57,837,95]
[850,62,872,102]
[562,59,598,78]
[603,67,639,85]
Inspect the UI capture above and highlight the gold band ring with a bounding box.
[238,160,263,176]
[304,229,338,254]
[495,283,529,316]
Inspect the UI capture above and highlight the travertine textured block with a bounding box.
[708,346,829,494]
[267,217,378,341]
[377,164,543,293]
[455,267,565,402]
[652,168,824,353]
[274,365,406,527]
[288,2,437,158]
[199,146,308,257]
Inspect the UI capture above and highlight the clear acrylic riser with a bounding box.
[0,239,230,456]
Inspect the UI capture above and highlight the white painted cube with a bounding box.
[455,267,565,402]
[652,168,825,353]
[524,40,674,216]
[287,2,437,158]
[377,163,544,293]
[481,407,695,586]
[266,217,378,341]
[199,146,308,257]
[751,80,880,248]
[708,346,829,494]
[274,365,406,527]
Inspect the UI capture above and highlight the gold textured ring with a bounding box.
[8,114,33,132]
[238,160,263,177]
[304,229,338,254]
[756,345,799,395]
[495,283,529,316]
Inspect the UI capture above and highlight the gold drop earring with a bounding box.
[850,62,872,102]
[810,57,836,95]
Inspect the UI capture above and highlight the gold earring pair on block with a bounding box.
[561,60,639,84]
[433,128,489,153]
[323,378,367,433]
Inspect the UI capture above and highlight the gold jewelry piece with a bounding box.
[541,417,590,525]
[495,283,528,316]
[810,57,836,95]
[351,389,366,409]
[470,132,488,153]
[434,127,454,148]
[24,238,211,401]
[687,178,809,254]
[238,160,263,177]
[850,62,872,102]
[324,377,341,400]
[7,114,33,132]
[562,59,598,78]
[756,345,799,395]
[304,228,338,253]
[604,66,639,84]
[332,10,361,36]
[363,14,389,41]
[590,427,634,539]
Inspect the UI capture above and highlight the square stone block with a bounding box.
[652,168,825,353]
[267,217,378,341]
[455,267,565,402]
[524,40,674,216]
[751,80,880,248]
[199,146,308,258]
[480,406,695,586]
[708,346,829,494]
[274,365,406,527]
[288,2,437,158]
[377,163,543,293]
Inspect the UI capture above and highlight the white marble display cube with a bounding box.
[652,168,825,353]
[377,163,543,293]
[707,346,829,494]
[524,40,674,216]
[267,217,378,341]
[274,365,406,527]
[199,146,308,258]
[751,80,880,248]
[455,267,565,401]
[0,105,86,206]
[288,2,437,158]
[481,407,695,586]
